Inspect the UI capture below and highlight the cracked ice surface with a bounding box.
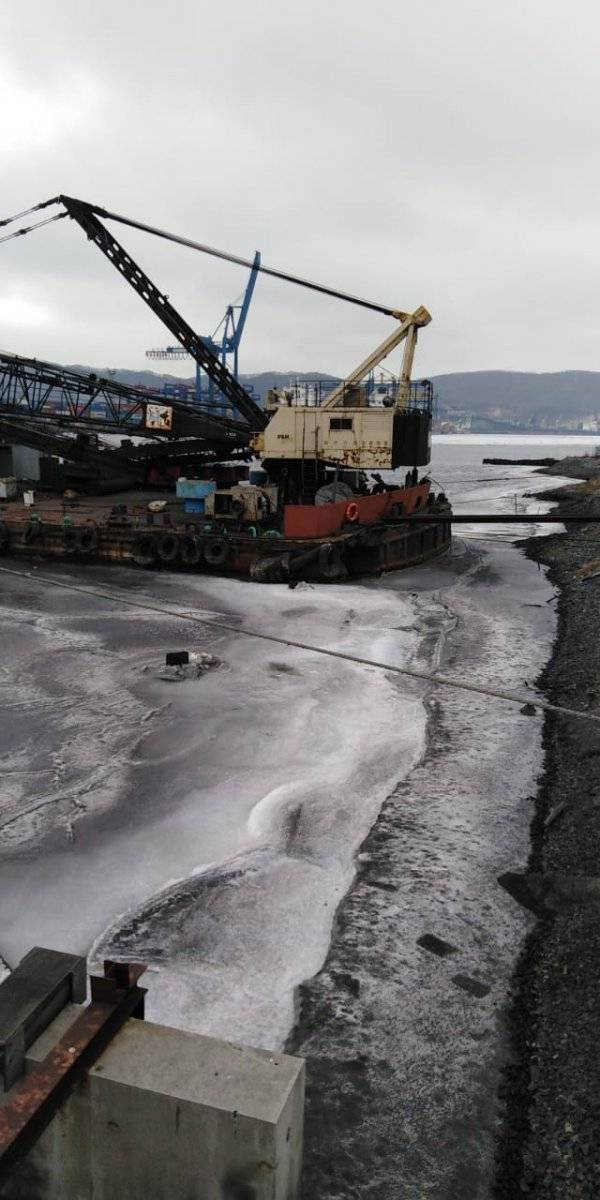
[0,568,428,1047]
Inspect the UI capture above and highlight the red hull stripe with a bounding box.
[283,483,430,539]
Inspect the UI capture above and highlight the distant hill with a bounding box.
[430,371,600,421]
[66,365,185,392]
[65,365,337,403]
[240,371,337,398]
[65,364,600,422]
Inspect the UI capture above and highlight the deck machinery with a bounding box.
[0,196,450,581]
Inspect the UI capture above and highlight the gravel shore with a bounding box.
[494,455,600,1199]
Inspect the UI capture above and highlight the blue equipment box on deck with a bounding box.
[184,499,206,514]
[176,479,216,500]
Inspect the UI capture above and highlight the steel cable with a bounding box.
[0,197,59,228]
[0,563,596,725]
[2,194,406,316]
[0,213,67,246]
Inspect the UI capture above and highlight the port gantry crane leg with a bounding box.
[59,196,268,434]
[228,250,261,377]
[200,250,261,414]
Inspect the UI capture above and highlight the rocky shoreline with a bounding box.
[494,454,600,1198]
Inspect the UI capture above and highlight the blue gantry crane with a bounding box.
[146,252,261,414]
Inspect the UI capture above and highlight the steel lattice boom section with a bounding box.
[59,197,268,432]
[0,352,250,448]
[0,352,147,429]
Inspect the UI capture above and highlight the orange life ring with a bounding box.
[345,501,360,523]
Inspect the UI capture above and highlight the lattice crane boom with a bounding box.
[59,196,268,432]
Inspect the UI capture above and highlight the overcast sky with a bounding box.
[1,0,600,381]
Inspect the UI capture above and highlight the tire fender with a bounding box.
[180,533,202,566]
[63,526,81,555]
[133,532,157,567]
[79,526,99,554]
[156,531,180,563]
[203,537,229,567]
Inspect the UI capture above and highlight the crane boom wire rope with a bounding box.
[74,200,403,318]
[0,198,59,228]
[0,213,67,246]
[0,195,404,318]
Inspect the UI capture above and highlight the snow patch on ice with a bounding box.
[89,577,432,1047]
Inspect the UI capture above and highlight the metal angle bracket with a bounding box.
[0,955,147,1183]
[0,948,87,1093]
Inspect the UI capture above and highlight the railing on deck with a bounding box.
[272,377,434,413]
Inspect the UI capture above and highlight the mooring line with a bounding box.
[0,563,595,724]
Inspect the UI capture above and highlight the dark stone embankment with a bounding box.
[537,453,600,482]
[494,454,600,1198]
[482,457,558,467]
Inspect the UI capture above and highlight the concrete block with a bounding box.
[2,1008,304,1200]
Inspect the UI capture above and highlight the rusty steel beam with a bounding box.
[0,961,146,1183]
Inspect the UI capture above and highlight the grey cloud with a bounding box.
[1,0,599,378]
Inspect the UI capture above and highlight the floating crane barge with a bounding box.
[0,196,452,582]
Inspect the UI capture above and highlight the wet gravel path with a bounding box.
[494,458,600,1199]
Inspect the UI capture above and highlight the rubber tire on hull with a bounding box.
[63,527,81,555]
[79,526,99,554]
[0,524,9,554]
[156,531,180,564]
[180,533,202,566]
[249,552,291,583]
[318,542,346,581]
[203,537,229,567]
[23,521,43,546]
[133,533,157,568]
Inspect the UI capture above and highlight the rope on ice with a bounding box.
[0,563,595,725]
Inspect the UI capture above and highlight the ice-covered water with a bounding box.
[0,568,428,1043]
[0,435,592,1057]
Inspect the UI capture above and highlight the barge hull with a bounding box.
[0,486,451,583]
